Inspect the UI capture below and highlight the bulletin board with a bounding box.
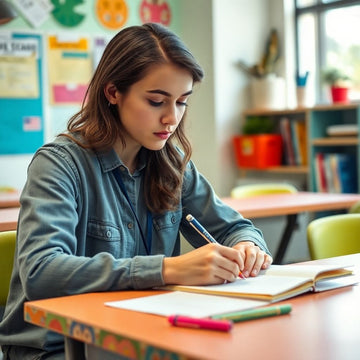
[47,34,92,105]
[0,32,44,154]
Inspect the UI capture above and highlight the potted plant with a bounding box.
[237,29,286,110]
[321,67,351,103]
[233,117,282,169]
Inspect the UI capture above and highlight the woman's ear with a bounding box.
[104,83,121,105]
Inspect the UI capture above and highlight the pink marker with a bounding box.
[168,315,233,332]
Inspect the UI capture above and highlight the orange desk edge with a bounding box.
[0,207,20,232]
[0,190,20,208]
[24,254,360,360]
[222,191,360,218]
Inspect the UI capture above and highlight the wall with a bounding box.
[212,0,272,195]
[0,0,181,189]
[1,0,287,195]
[177,0,217,189]
[179,0,292,197]
[1,1,309,262]
[178,0,309,262]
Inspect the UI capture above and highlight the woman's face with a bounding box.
[115,63,193,151]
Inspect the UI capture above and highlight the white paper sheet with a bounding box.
[105,291,267,318]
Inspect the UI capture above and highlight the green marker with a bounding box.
[212,304,292,323]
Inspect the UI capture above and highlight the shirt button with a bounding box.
[127,222,133,229]
[106,230,112,238]
[120,166,126,172]
[171,216,176,224]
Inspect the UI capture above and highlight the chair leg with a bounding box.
[64,338,86,360]
[274,214,298,264]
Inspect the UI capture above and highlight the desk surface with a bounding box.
[0,207,19,232]
[3,192,360,233]
[0,190,20,208]
[222,191,360,218]
[25,254,360,360]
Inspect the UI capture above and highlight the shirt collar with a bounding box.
[96,147,148,175]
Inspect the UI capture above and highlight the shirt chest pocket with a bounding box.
[151,212,182,255]
[86,220,124,258]
[153,212,181,231]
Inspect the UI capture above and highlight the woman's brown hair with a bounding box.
[63,23,204,214]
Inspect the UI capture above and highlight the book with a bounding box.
[280,117,295,165]
[336,153,358,193]
[324,154,335,193]
[296,121,307,166]
[163,264,356,303]
[329,153,341,193]
[314,153,327,192]
[288,120,307,166]
[105,291,267,318]
[290,120,301,165]
[316,153,357,194]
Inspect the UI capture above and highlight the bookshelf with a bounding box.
[238,103,360,193]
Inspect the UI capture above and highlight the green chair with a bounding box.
[0,230,16,319]
[349,201,360,214]
[230,183,298,264]
[230,182,298,198]
[307,214,360,260]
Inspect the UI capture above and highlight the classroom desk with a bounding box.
[0,207,19,232]
[24,253,360,360]
[222,192,360,264]
[2,192,360,261]
[0,190,20,208]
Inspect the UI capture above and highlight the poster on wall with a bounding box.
[95,0,128,30]
[0,33,44,155]
[13,0,54,28]
[47,34,92,105]
[50,0,86,27]
[139,0,171,26]
[93,36,110,70]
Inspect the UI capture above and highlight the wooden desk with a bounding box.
[0,207,19,232]
[0,190,20,208]
[3,192,360,260]
[222,192,360,263]
[222,192,360,218]
[24,254,360,360]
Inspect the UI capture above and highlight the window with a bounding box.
[295,0,360,103]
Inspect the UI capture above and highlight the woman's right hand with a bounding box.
[162,243,242,285]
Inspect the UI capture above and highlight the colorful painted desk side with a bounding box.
[25,254,360,360]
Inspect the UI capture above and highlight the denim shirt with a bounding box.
[0,135,269,354]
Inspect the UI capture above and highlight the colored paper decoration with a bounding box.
[95,0,128,30]
[140,0,171,26]
[51,0,85,27]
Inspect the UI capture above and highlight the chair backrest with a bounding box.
[231,183,298,198]
[307,214,360,260]
[349,200,360,214]
[0,230,16,306]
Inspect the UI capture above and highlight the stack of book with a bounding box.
[279,117,307,166]
[314,152,357,193]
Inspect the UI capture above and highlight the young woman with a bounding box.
[0,23,272,359]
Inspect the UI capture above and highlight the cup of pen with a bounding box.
[296,86,307,108]
[296,71,309,108]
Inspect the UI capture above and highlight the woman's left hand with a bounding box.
[232,241,273,278]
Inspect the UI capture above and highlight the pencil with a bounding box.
[211,304,292,322]
[186,214,246,280]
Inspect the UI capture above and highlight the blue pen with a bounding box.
[296,71,309,87]
[186,214,217,243]
[186,214,246,280]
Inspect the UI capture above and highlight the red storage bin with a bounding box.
[233,134,282,169]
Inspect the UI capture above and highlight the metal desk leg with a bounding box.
[64,337,86,360]
[274,214,298,264]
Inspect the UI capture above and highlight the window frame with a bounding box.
[295,0,360,103]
